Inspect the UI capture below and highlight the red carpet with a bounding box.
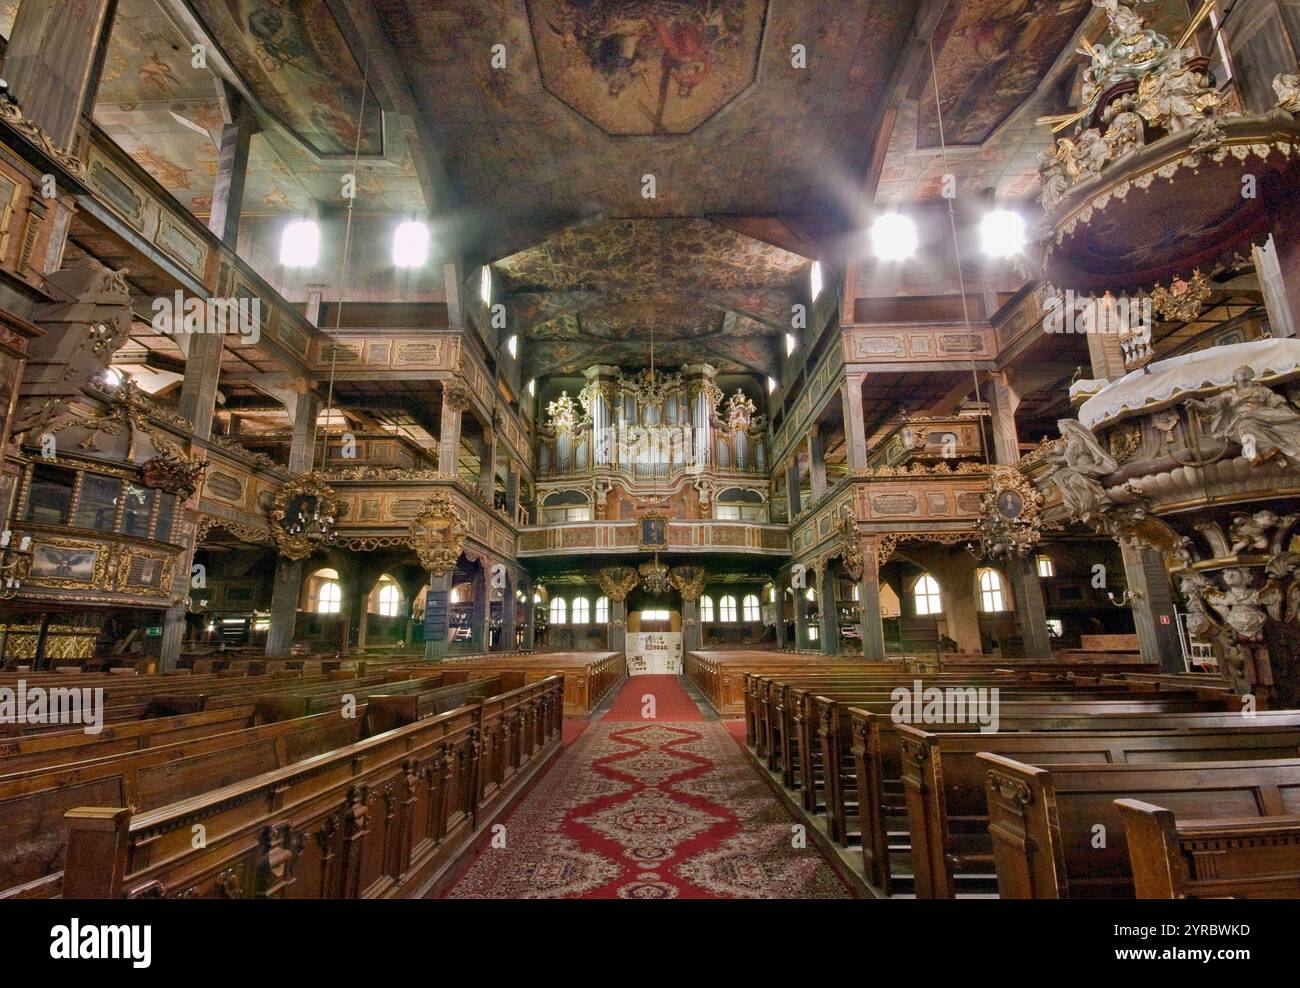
[446,677,850,899]
[601,674,702,721]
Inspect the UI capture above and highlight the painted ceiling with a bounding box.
[876,0,1200,202]
[371,0,915,258]
[91,0,423,220]
[527,0,767,136]
[186,0,382,158]
[496,217,808,378]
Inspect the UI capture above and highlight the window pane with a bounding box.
[573,598,590,623]
[153,492,176,542]
[595,596,609,624]
[121,484,155,538]
[24,464,77,525]
[742,594,760,621]
[700,595,714,622]
[317,581,341,614]
[720,595,737,621]
[74,474,121,532]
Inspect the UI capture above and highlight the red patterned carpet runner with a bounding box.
[447,676,850,898]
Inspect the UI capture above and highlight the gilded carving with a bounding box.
[408,491,468,575]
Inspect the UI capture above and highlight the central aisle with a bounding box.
[447,675,851,898]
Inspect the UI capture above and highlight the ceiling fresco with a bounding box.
[184,0,383,157]
[371,0,915,256]
[90,0,423,219]
[495,217,806,378]
[915,0,1092,149]
[876,0,1207,203]
[527,0,767,136]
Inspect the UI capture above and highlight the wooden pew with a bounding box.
[899,724,1300,897]
[1117,799,1300,898]
[811,685,1214,849]
[0,710,366,899]
[60,676,565,899]
[848,701,1259,895]
[980,753,1300,898]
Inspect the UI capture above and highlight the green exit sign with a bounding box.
[145,626,162,637]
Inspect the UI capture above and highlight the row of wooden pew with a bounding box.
[728,657,1300,898]
[0,659,570,898]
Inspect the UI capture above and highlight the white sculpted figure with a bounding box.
[1042,419,1119,523]
[1094,0,1148,40]
[1187,366,1300,467]
[1274,72,1300,113]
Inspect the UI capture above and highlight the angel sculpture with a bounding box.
[1187,365,1300,467]
[1136,49,1219,135]
[1274,72,1300,113]
[1094,0,1149,40]
[1037,144,1071,210]
[1227,510,1279,555]
[1204,568,1270,640]
[1042,419,1119,524]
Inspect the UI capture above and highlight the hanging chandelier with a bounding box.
[639,557,671,594]
[965,465,1044,562]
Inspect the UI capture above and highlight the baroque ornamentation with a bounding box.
[0,89,86,176]
[141,452,207,499]
[1275,72,1300,114]
[1186,365,1300,468]
[839,515,864,583]
[968,465,1045,560]
[408,491,468,576]
[1040,419,1119,525]
[269,472,339,561]
[597,565,639,603]
[1150,270,1211,322]
[667,565,707,603]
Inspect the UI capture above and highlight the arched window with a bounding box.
[742,594,760,622]
[572,597,590,624]
[1037,555,1055,578]
[913,574,942,616]
[720,595,738,622]
[376,583,402,617]
[979,570,1007,612]
[595,596,609,624]
[549,597,566,624]
[700,595,714,622]
[317,580,341,614]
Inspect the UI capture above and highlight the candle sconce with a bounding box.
[0,529,33,601]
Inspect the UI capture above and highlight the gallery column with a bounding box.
[424,572,451,659]
[856,538,887,660]
[1085,332,1184,669]
[5,0,117,149]
[265,390,321,655]
[470,565,488,652]
[986,370,1051,657]
[818,564,839,656]
[439,383,470,479]
[499,572,516,653]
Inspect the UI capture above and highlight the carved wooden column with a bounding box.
[855,537,887,661]
[265,390,321,655]
[439,383,470,479]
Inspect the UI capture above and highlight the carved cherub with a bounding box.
[1274,72,1300,113]
[1228,510,1279,555]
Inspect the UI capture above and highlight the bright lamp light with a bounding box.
[393,220,428,267]
[871,214,917,261]
[981,209,1026,258]
[280,219,320,267]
